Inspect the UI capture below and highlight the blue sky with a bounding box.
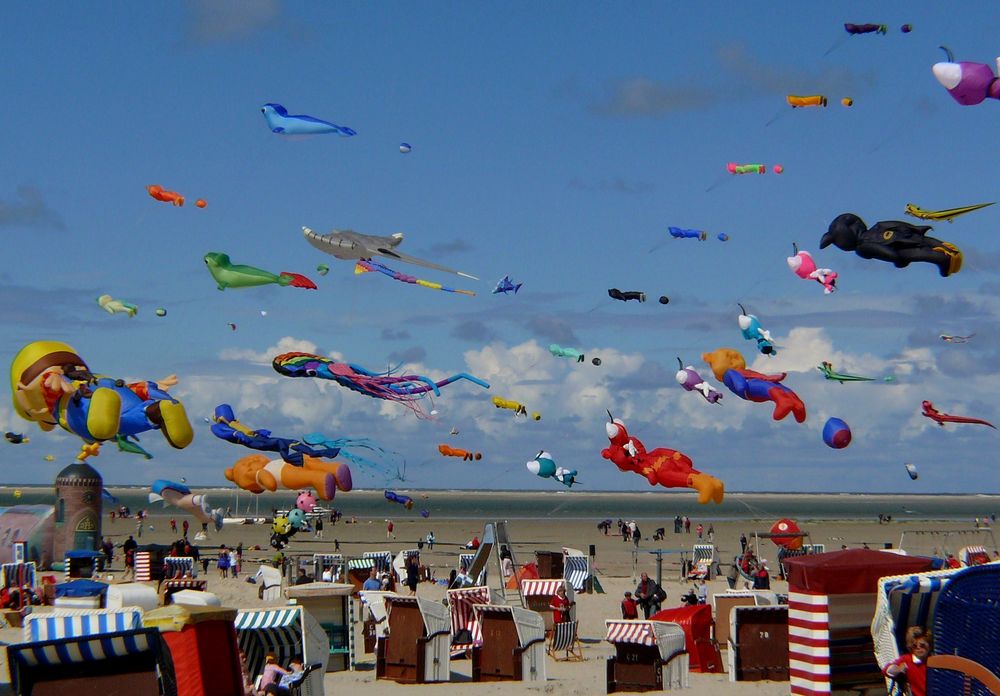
[2,1,1000,495]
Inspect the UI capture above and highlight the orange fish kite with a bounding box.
[438,444,482,461]
[147,185,185,206]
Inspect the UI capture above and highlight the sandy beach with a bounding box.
[0,492,993,695]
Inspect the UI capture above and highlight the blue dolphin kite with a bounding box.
[261,103,357,136]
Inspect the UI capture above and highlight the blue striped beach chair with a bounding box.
[24,606,144,642]
[163,556,196,578]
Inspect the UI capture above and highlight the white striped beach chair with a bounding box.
[563,553,590,592]
[1,562,36,592]
[448,586,492,656]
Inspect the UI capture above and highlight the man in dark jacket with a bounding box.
[635,572,665,619]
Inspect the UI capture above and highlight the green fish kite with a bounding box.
[204,252,317,291]
[817,361,894,384]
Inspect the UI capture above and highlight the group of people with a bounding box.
[242,651,307,696]
[216,543,243,578]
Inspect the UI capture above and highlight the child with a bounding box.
[621,591,639,619]
[883,626,932,696]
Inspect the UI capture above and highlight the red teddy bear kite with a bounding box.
[601,417,724,504]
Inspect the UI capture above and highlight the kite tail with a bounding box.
[514,284,522,294]
[278,272,317,289]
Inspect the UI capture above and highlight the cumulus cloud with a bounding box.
[185,0,282,43]
[218,336,323,364]
[380,328,412,341]
[592,77,715,117]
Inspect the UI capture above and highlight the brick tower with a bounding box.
[53,461,103,561]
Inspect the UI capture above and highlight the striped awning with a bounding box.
[521,579,564,597]
[348,558,375,570]
[606,620,655,646]
[25,608,143,642]
[363,551,392,571]
[9,628,157,667]
[564,556,589,591]
[161,579,207,591]
[236,607,303,680]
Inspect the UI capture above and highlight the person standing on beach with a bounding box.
[726,558,739,589]
[674,515,682,534]
[170,518,177,534]
[635,572,666,619]
[549,585,574,624]
[406,555,420,596]
[684,517,691,533]
[696,523,704,539]
[740,533,748,552]
[426,531,435,550]
[217,545,230,578]
[387,520,394,540]
[707,524,715,543]
[135,517,143,539]
[621,591,639,619]
[182,519,189,539]
[315,516,324,539]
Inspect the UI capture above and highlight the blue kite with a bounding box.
[261,103,357,136]
[493,275,523,295]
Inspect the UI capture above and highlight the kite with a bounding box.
[787,243,837,294]
[787,95,827,107]
[669,227,707,241]
[728,163,782,175]
[224,453,353,500]
[817,361,889,383]
[10,340,194,460]
[155,308,167,317]
[149,480,223,532]
[608,288,646,302]
[821,214,963,277]
[449,427,459,435]
[822,417,852,449]
[355,258,475,296]
[227,323,237,331]
[932,48,1000,106]
[97,295,138,317]
[841,98,854,106]
[703,348,806,423]
[4,432,28,444]
[491,396,540,420]
[601,415,724,504]
[115,435,152,459]
[549,344,585,362]
[43,455,55,462]
[385,490,414,509]
[438,444,481,461]
[493,276,522,295]
[316,264,330,276]
[675,358,723,404]
[420,509,430,518]
[845,23,887,35]
[204,252,317,291]
[738,304,776,356]
[296,491,317,513]
[905,463,918,480]
[399,143,412,153]
[260,103,357,136]
[770,519,804,550]
[273,352,490,419]
[921,400,996,429]
[526,451,578,488]
[940,333,975,343]
[147,185,184,206]
[901,24,913,33]
[303,227,477,279]
[195,199,206,208]
[904,202,994,223]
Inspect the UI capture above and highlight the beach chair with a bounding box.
[360,590,399,653]
[144,604,243,696]
[686,544,717,580]
[927,563,1000,695]
[605,619,689,692]
[254,563,283,601]
[563,547,591,592]
[712,590,778,648]
[6,627,172,696]
[472,604,546,682]
[312,553,344,582]
[459,553,488,585]
[726,605,788,682]
[448,585,493,656]
[24,606,143,642]
[959,545,991,567]
[236,605,329,695]
[376,596,451,683]
[521,578,576,636]
[548,619,583,661]
[162,556,196,578]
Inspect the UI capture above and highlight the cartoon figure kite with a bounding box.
[817,361,884,384]
[491,396,540,420]
[787,243,837,294]
[821,214,963,277]
[738,304,776,356]
[601,415,724,504]
[675,358,723,404]
[905,202,994,223]
[438,444,482,461]
[608,288,646,302]
[147,185,185,206]
[526,451,578,488]
[261,103,357,136]
[940,333,975,343]
[921,400,996,429]
[493,276,522,295]
[703,348,806,423]
[932,48,1000,106]
[204,253,317,291]
[149,480,224,532]
[97,295,138,317]
[355,259,475,296]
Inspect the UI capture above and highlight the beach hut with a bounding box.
[726,605,789,682]
[63,550,105,580]
[448,585,494,655]
[520,578,576,635]
[235,605,329,696]
[285,582,356,671]
[105,582,158,612]
[472,604,546,682]
[376,595,451,683]
[144,604,243,696]
[360,590,399,653]
[926,563,1000,694]
[563,546,592,592]
[712,589,779,648]
[605,619,689,692]
[51,579,108,609]
[650,605,722,674]
[783,548,936,695]
[6,627,171,696]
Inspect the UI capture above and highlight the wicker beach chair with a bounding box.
[548,619,583,661]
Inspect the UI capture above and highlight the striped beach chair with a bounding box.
[959,545,990,566]
[163,556,196,578]
[236,605,330,693]
[313,553,344,581]
[606,619,689,691]
[562,552,590,592]
[448,586,492,656]
[24,606,144,641]
[547,619,583,661]
[459,553,487,586]
[363,551,393,574]
[1,562,36,591]
[134,551,153,581]
[7,628,169,696]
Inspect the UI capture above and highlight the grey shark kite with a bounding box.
[302,227,478,280]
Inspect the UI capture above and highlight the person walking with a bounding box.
[740,533,748,552]
[169,518,177,534]
[405,555,420,596]
[182,519,189,539]
[217,545,231,579]
[635,572,666,619]
[315,516,324,539]
[683,516,691,534]
[707,524,715,543]
[387,520,394,540]
[696,523,704,539]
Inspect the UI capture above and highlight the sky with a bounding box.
[2,1,1000,494]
